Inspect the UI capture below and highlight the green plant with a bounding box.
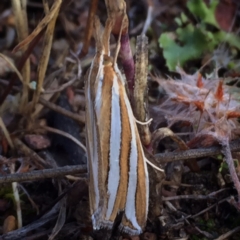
[159,0,240,71]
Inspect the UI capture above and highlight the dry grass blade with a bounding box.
[13,138,49,169]
[0,117,14,149]
[11,0,30,113]
[13,0,62,52]
[18,184,39,214]
[43,76,77,94]
[48,196,67,240]
[0,118,21,226]
[10,164,22,229]
[33,77,59,118]
[0,28,45,106]
[214,226,240,240]
[38,97,85,123]
[0,53,23,83]
[42,125,86,152]
[79,0,99,58]
[31,1,61,115]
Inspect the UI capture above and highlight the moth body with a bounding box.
[85,17,149,235]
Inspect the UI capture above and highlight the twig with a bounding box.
[0,165,87,184]
[155,139,240,163]
[221,142,240,206]
[163,188,229,201]
[43,76,77,94]
[176,197,230,222]
[214,226,240,240]
[1,139,240,184]
[162,195,215,201]
[38,97,85,123]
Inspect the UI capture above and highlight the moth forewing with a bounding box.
[85,16,149,235]
[116,67,149,234]
[85,53,103,217]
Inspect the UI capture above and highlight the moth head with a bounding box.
[103,54,113,66]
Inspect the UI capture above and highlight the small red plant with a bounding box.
[155,68,240,206]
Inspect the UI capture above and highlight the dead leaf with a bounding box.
[3,215,17,233]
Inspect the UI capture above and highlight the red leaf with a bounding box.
[214,80,224,102]
[196,73,203,88]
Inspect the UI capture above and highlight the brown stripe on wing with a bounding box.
[85,67,96,216]
[119,113,148,234]
[108,76,131,222]
[135,128,148,228]
[96,64,115,217]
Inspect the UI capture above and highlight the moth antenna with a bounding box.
[102,19,113,55]
[113,15,127,67]
[135,118,153,125]
[145,158,164,172]
[93,16,104,51]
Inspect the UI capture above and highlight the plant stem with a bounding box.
[221,142,240,207]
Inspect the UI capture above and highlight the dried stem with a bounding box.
[1,140,240,185]
[221,142,240,206]
[11,0,30,112]
[0,117,14,149]
[163,188,229,201]
[0,165,87,184]
[31,0,61,115]
[133,35,151,146]
[0,28,45,105]
[155,139,240,163]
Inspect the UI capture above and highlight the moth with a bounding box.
[85,16,149,235]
